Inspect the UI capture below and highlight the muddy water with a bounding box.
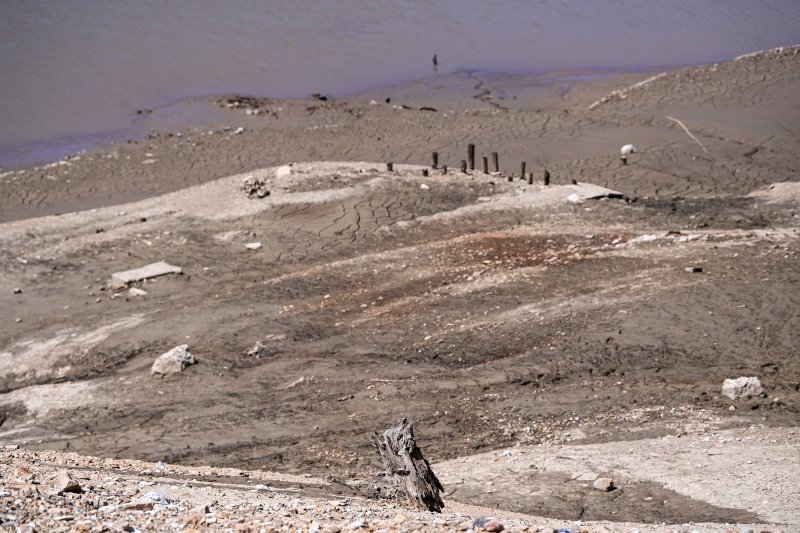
[1,0,799,167]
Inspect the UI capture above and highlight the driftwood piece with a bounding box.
[371,418,444,512]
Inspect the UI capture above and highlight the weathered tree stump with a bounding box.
[371,418,444,512]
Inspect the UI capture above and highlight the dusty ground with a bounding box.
[1,47,799,531]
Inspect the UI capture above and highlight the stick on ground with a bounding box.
[371,418,444,512]
[666,115,710,154]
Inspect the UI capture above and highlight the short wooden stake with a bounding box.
[482,156,488,174]
[387,162,394,172]
[442,165,447,174]
[460,160,467,173]
[527,172,533,185]
[431,152,439,169]
[422,168,429,177]
[520,161,526,180]
[507,175,513,182]
[543,169,550,186]
[491,152,499,173]
[468,144,475,171]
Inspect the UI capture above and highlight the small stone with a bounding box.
[13,288,22,294]
[53,471,82,494]
[722,376,763,400]
[241,175,271,198]
[685,266,703,273]
[729,405,736,411]
[484,520,504,532]
[151,345,196,375]
[593,477,615,491]
[473,518,504,531]
[275,165,292,179]
[137,490,170,505]
[394,513,407,523]
[245,242,262,250]
[128,287,147,297]
[190,504,210,515]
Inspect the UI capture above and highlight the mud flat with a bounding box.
[1,47,799,530]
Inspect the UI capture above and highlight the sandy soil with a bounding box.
[1,46,799,531]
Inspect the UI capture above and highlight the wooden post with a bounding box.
[460,160,467,173]
[442,165,447,174]
[520,161,526,180]
[387,162,394,172]
[527,172,533,185]
[482,156,488,174]
[491,152,499,173]
[468,144,475,171]
[432,152,439,169]
[543,169,550,186]
[371,418,444,512]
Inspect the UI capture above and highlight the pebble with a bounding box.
[52,471,82,494]
[592,477,615,491]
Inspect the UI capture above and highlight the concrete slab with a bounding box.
[111,261,182,289]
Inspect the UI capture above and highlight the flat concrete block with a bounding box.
[111,261,182,289]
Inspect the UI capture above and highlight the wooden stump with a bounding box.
[371,418,444,512]
[468,143,475,170]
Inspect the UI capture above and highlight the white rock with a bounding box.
[420,183,430,190]
[620,144,638,155]
[593,477,615,491]
[275,165,292,179]
[721,376,763,400]
[138,490,171,505]
[151,345,196,375]
[128,288,148,297]
[567,193,584,204]
[233,127,245,134]
[245,242,262,250]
